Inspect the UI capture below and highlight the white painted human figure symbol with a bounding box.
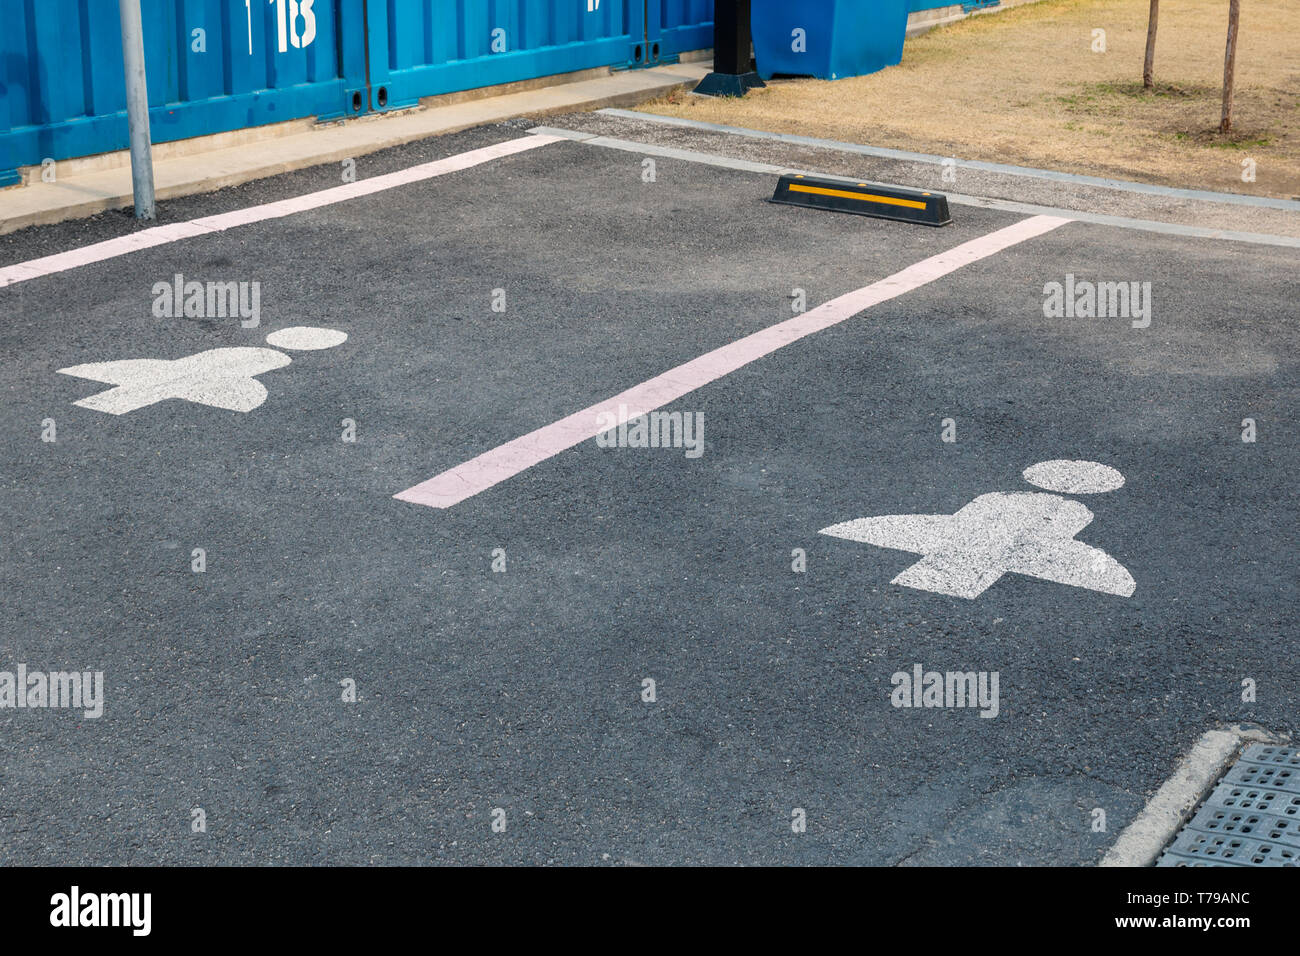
[819,460,1136,599]
[57,326,347,415]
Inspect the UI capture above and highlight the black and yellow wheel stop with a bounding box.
[770,174,952,227]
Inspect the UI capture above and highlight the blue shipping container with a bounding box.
[0,1,713,184]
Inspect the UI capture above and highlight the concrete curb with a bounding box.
[907,0,1046,36]
[530,124,1300,247]
[599,109,1300,212]
[0,63,709,237]
[1099,724,1287,867]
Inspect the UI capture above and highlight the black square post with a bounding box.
[694,0,765,97]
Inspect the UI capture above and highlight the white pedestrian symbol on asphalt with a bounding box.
[57,326,347,415]
[819,460,1136,599]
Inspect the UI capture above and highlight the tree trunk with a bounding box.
[1144,0,1159,89]
[1221,0,1240,133]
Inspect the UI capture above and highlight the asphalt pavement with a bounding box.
[0,119,1295,865]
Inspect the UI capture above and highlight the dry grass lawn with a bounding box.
[645,0,1300,198]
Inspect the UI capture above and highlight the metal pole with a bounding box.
[713,0,752,76]
[118,0,156,219]
[694,0,764,97]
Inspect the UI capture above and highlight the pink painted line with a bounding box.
[0,135,564,289]
[396,214,1073,509]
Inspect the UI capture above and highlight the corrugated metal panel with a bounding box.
[1,1,715,182]
[367,1,712,111]
[2,0,361,179]
[651,0,714,61]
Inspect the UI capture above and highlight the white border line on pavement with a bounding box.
[0,135,565,290]
[597,108,1300,213]
[529,127,1300,248]
[1099,724,1284,867]
[395,213,1071,509]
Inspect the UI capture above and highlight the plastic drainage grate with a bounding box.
[1157,743,1300,867]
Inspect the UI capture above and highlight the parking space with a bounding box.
[1,121,1296,864]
